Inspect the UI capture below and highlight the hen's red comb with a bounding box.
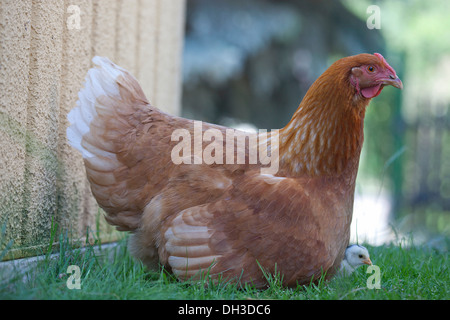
[374,53,397,76]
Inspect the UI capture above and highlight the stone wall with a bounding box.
[0,0,186,259]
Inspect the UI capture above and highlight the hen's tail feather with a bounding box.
[67,56,150,231]
[67,56,143,158]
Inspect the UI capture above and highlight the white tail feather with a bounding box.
[66,56,124,159]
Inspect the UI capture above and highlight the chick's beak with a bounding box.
[363,258,373,266]
[381,75,403,89]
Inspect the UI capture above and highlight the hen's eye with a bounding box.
[358,254,364,258]
[367,66,375,72]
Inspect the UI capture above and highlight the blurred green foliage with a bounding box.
[345,0,450,231]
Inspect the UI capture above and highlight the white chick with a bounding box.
[339,244,372,276]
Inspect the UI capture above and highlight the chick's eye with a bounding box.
[358,254,364,258]
[367,66,375,72]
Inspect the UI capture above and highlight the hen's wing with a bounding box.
[156,171,349,287]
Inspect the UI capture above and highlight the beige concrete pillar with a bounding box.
[0,0,186,259]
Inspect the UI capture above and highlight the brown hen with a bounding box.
[67,53,402,287]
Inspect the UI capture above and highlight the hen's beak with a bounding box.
[381,76,403,89]
[363,258,373,266]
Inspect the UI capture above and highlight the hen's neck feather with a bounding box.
[279,64,370,178]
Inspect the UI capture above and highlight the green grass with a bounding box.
[0,230,448,300]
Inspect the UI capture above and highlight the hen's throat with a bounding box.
[279,92,368,178]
